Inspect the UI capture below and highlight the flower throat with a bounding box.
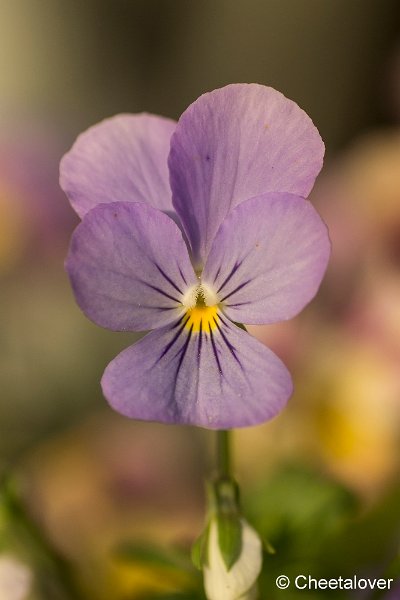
[183,283,220,333]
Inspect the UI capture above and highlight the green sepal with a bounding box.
[262,538,276,554]
[212,478,240,514]
[217,513,243,571]
[191,524,210,570]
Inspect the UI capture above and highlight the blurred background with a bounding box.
[1,1,400,598]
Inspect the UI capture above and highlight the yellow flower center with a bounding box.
[181,282,220,334]
[185,304,220,333]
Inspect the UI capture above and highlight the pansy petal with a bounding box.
[168,83,324,265]
[203,193,330,325]
[102,314,292,429]
[60,113,176,218]
[66,202,197,331]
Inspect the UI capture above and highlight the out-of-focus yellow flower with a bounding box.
[310,337,400,495]
[99,555,194,600]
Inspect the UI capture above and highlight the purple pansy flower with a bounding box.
[61,84,330,429]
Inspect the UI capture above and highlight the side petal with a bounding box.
[202,193,331,325]
[66,202,197,331]
[102,314,293,429]
[60,113,176,218]
[168,83,324,265]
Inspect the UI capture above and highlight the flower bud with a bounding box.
[0,554,33,600]
[203,517,262,600]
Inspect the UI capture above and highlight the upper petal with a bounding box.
[66,202,197,331]
[60,113,176,218]
[202,193,331,325]
[168,83,324,266]
[102,313,293,429]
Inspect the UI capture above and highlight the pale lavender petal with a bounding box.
[60,113,176,218]
[66,202,197,331]
[202,193,330,325]
[102,314,292,429]
[168,83,324,265]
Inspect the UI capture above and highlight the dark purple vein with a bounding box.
[209,324,222,374]
[213,316,243,369]
[220,279,251,303]
[216,260,242,294]
[197,319,203,365]
[154,263,183,294]
[141,280,180,303]
[158,315,189,360]
[173,323,193,383]
[178,266,187,285]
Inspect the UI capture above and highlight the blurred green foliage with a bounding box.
[116,465,400,599]
[2,465,398,600]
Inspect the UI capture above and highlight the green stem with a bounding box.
[216,430,232,480]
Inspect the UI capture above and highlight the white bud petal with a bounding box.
[203,519,262,600]
[0,555,33,600]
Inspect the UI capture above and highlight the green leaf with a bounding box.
[114,541,192,573]
[191,530,207,571]
[217,514,242,571]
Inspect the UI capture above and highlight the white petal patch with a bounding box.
[203,519,262,600]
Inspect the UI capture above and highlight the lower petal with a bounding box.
[101,314,293,429]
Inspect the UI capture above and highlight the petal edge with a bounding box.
[102,315,293,429]
[61,113,176,218]
[203,192,331,325]
[66,202,197,331]
[169,83,324,265]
